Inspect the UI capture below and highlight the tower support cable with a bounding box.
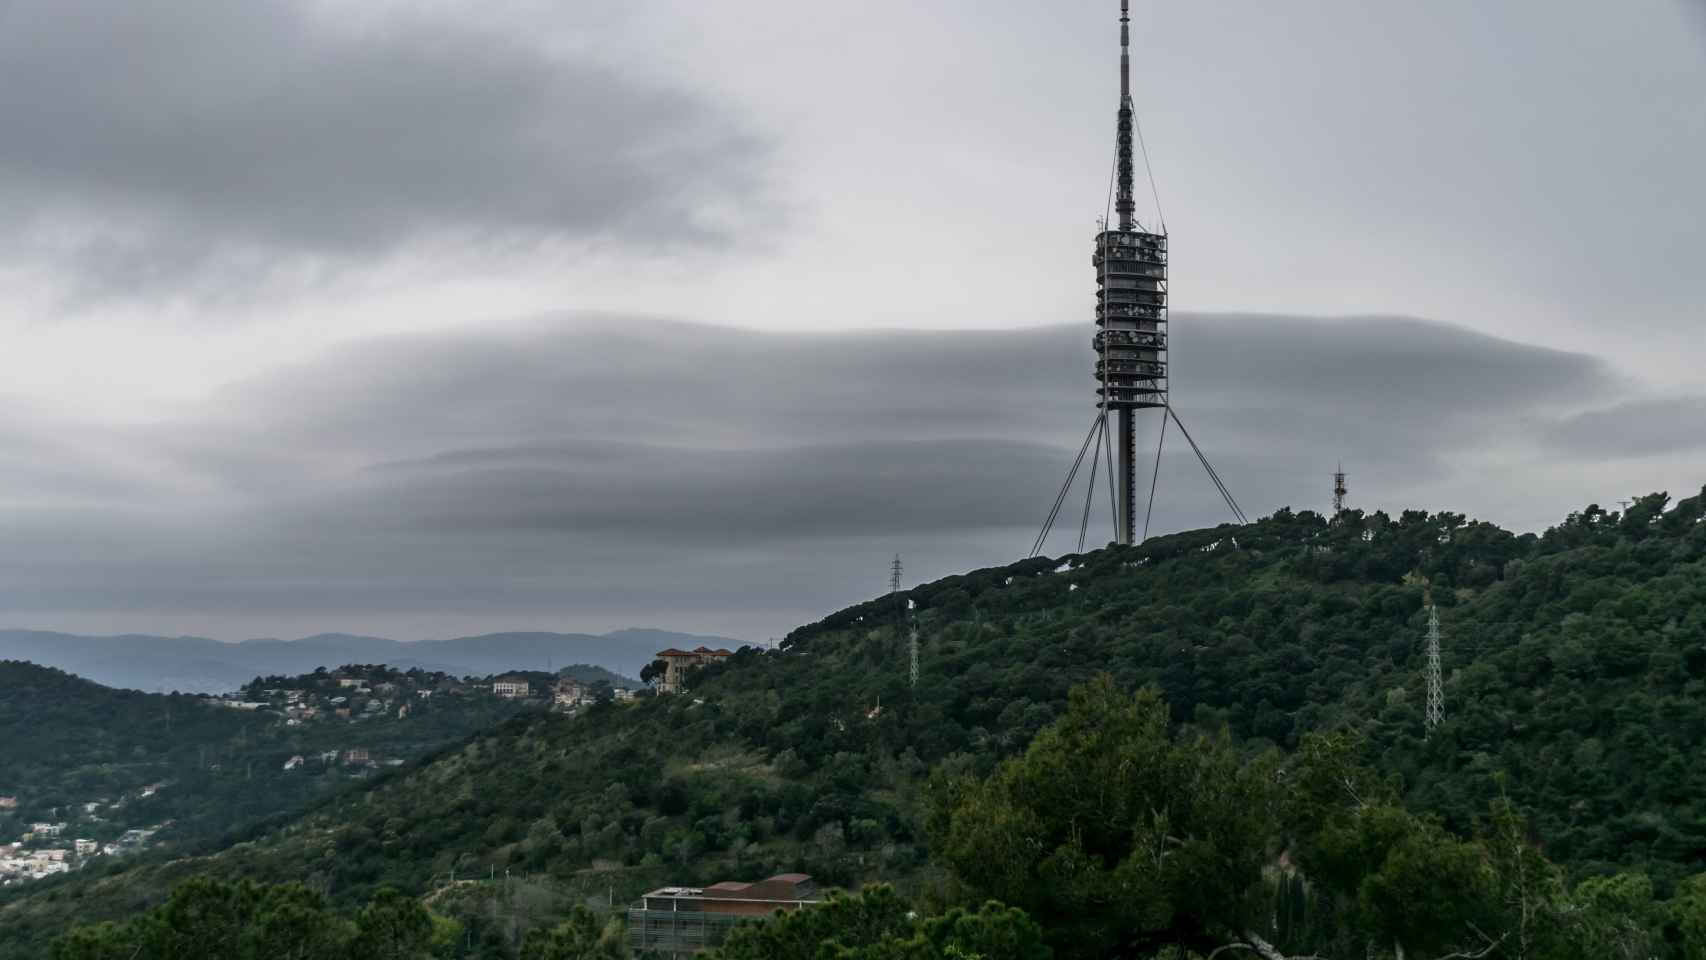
[1166,406,1247,525]
[1078,418,1105,553]
[1031,413,1105,557]
[1142,408,1169,542]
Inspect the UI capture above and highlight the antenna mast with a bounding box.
[1332,464,1348,516]
[1116,0,1135,233]
[1425,605,1445,736]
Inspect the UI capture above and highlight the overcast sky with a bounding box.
[1,0,1702,643]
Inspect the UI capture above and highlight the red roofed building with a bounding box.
[628,873,818,956]
[654,646,733,695]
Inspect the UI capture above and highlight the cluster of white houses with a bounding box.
[0,816,164,886]
[490,677,638,706]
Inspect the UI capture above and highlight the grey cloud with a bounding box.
[0,1,770,293]
[1539,395,1706,459]
[1,312,1677,643]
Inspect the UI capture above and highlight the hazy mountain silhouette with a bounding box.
[0,628,739,693]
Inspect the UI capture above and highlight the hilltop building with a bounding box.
[628,873,819,957]
[492,679,530,698]
[554,679,587,709]
[654,647,733,695]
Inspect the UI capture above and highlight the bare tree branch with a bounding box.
[1425,931,1507,960]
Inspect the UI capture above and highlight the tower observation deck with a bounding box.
[1093,230,1168,410]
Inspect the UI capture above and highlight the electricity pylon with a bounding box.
[908,600,919,690]
[1425,605,1445,735]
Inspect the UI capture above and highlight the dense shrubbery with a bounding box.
[52,677,1706,958]
[48,878,455,959]
[930,676,1706,959]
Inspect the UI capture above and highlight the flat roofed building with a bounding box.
[628,873,818,957]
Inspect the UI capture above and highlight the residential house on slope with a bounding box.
[654,646,733,695]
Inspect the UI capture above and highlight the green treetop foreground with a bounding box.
[50,677,1706,958]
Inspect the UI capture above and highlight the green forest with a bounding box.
[6,487,1705,958]
[0,662,540,855]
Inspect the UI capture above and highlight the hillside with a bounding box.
[0,662,546,884]
[4,488,1704,956]
[0,661,250,801]
[0,628,736,694]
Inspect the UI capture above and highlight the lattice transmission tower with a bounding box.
[889,555,920,690]
[908,601,919,690]
[1425,604,1445,735]
[1332,463,1348,516]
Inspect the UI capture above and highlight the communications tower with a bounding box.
[1332,465,1348,516]
[1030,2,1245,557]
[1094,0,1169,545]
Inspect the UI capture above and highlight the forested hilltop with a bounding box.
[7,488,1706,958]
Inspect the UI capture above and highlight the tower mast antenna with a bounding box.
[1333,463,1348,517]
[1117,0,1135,233]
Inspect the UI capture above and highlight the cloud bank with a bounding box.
[4,313,1694,642]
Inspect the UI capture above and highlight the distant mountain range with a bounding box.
[0,628,741,693]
